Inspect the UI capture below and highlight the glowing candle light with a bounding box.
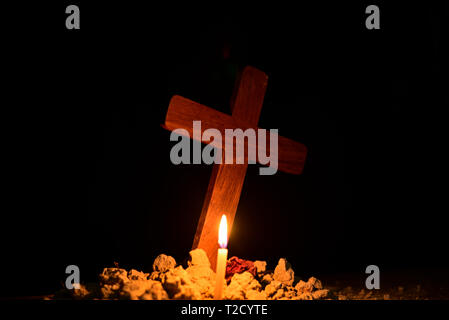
[214,214,228,300]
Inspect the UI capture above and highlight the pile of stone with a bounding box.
[64,249,330,300]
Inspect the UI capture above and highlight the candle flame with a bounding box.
[218,214,228,248]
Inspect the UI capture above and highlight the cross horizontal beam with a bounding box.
[164,95,307,174]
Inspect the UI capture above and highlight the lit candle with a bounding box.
[214,214,228,300]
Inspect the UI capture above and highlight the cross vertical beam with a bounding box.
[192,67,268,268]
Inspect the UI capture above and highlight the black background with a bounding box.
[1,1,448,297]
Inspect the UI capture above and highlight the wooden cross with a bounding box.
[163,66,307,269]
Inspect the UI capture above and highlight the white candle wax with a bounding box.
[215,248,228,299]
[215,214,228,300]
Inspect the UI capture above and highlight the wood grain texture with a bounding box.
[230,66,268,124]
[192,163,248,268]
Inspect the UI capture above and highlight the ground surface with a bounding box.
[320,268,449,300]
[3,268,448,300]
